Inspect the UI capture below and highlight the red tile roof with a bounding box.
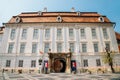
[6,12,112,23]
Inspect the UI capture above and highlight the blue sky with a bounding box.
[0,0,120,33]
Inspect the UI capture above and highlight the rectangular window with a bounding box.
[0,35,2,42]
[45,29,50,39]
[32,43,37,53]
[83,59,88,67]
[57,29,62,39]
[80,29,85,38]
[33,29,38,39]
[44,43,49,53]
[69,28,74,38]
[10,29,16,40]
[103,28,108,39]
[105,42,110,51]
[92,28,97,38]
[6,60,11,67]
[31,60,36,67]
[20,43,25,53]
[96,59,101,66]
[69,43,74,52]
[93,43,99,52]
[21,29,27,39]
[57,43,62,52]
[18,60,23,67]
[8,43,14,53]
[82,43,87,52]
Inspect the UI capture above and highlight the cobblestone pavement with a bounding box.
[0,72,120,80]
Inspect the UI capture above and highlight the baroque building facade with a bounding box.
[0,9,120,73]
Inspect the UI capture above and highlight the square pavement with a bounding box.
[0,72,120,80]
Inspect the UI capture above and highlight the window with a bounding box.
[32,43,37,53]
[105,42,110,51]
[0,35,2,42]
[69,29,74,38]
[10,29,16,40]
[103,28,108,39]
[91,28,97,38]
[57,16,62,22]
[80,29,85,38]
[33,29,38,39]
[20,43,25,53]
[69,43,74,52]
[6,60,11,67]
[21,29,27,39]
[93,43,99,52]
[82,43,87,52]
[99,17,104,22]
[8,43,14,53]
[18,60,23,67]
[57,43,62,52]
[31,60,36,67]
[45,29,50,39]
[57,29,62,39]
[83,59,88,67]
[44,43,49,53]
[96,59,101,66]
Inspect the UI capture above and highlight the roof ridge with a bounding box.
[21,11,98,14]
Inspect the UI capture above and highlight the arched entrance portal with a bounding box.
[48,52,72,73]
[54,58,66,73]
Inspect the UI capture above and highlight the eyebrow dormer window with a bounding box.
[98,16,104,22]
[57,16,62,22]
[15,16,21,23]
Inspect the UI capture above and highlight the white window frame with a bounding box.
[96,59,101,66]
[83,59,88,67]
[10,29,16,40]
[33,29,38,39]
[8,43,14,53]
[32,43,37,53]
[44,43,50,53]
[6,60,11,67]
[82,43,87,53]
[57,28,62,40]
[18,60,23,67]
[21,29,27,39]
[45,29,50,39]
[69,28,74,39]
[20,43,26,53]
[91,28,97,39]
[57,43,62,52]
[103,28,109,39]
[93,43,99,52]
[31,60,36,67]
[69,43,74,52]
[80,28,86,39]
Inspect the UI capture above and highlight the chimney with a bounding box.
[71,7,75,12]
[43,7,47,12]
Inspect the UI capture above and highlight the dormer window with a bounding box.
[38,11,42,15]
[98,16,104,22]
[57,16,62,22]
[77,11,81,16]
[15,16,21,23]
